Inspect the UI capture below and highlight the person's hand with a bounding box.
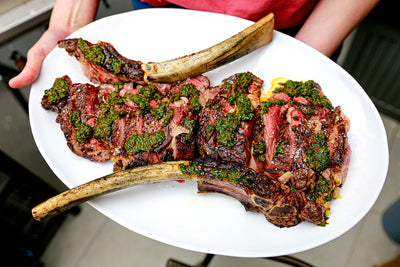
[8,0,100,88]
[8,29,71,88]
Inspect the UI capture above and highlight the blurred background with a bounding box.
[0,0,399,266]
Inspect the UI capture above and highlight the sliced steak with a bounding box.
[196,72,263,166]
[41,72,351,228]
[251,80,350,211]
[41,74,210,171]
[56,81,111,162]
[110,76,209,171]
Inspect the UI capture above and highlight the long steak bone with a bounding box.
[58,13,274,84]
[32,158,325,227]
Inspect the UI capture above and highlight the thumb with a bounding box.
[8,28,69,89]
[8,47,46,89]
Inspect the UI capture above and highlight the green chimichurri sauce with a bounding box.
[210,168,246,184]
[209,73,259,148]
[77,38,105,65]
[252,141,266,161]
[124,129,165,155]
[179,162,204,176]
[107,57,123,75]
[205,125,215,141]
[75,123,93,142]
[105,89,125,106]
[151,102,169,120]
[181,118,196,144]
[139,85,163,101]
[179,162,247,184]
[212,96,254,147]
[274,142,285,157]
[113,81,124,90]
[235,72,256,89]
[235,95,255,121]
[69,110,93,142]
[206,102,222,110]
[162,109,174,127]
[214,113,240,148]
[44,77,70,104]
[150,101,173,127]
[127,85,163,116]
[69,110,82,127]
[305,133,330,172]
[171,83,203,112]
[274,80,333,109]
[94,108,126,139]
[170,93,180,102]
[180,83,198,98]
[129,94,150,115]
[260,99,292,115]
[180,83,202,112]
[77,39,123,75]
[308,177,333,202]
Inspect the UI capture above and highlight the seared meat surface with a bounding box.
[58,39,145,84]
[41,70,350,227]
[250,80,351,211]
[196,72,262,166]
[190,158,325,227]
[42,75,209,171]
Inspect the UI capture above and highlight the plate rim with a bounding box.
[29,8,389,257]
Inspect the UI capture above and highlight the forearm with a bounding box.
[49,0,100,35]
[295,0,380,57]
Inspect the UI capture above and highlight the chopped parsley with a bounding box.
[124,130,165,155]
[274,80,333,109]
[127,85,163,116]
[69,110,93,142]
[77,38,105,65]
[106,57,123,75]
[179,162,247,184]
[181,118,196,144]
[252,141,266,161]
[308,176,333,202]
[214,113,240,148]
[235,95,255,121]
[210,168,247,184]
[274,142,285,157]
[151,102,169,120]
[44,77,71,104]
[260,99,292,115]
[235,72,256,89]
[179,162,204,176]
[305,133,330,172]
[94,108,126,139]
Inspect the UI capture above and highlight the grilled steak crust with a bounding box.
[110,76,210,171]
[250,80,351,212]
[196,73,262,166]
[193,158,325,227]
[41,74,210,171]
[41,75,72,113]
[58,39,145,84]
[56,82,111,162]
[41,71,351,227]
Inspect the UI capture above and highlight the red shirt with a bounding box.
[141,0,317,29]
